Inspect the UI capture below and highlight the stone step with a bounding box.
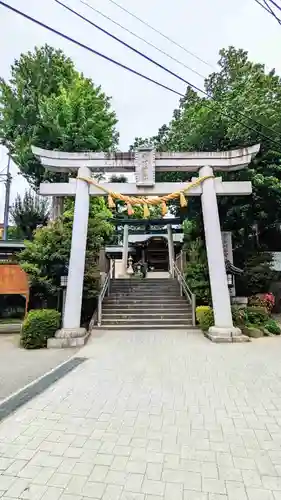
[111,280,178,284]
[102,309,192,320]
[109,287,180,295]
[110,286,177,290]
[102,303,191,312]
[112,279,175,283]
[103,277,194,330]
[95,324,195,330]
[111,281,178,288]
[101,318,193,326]
[105,298,189,304]
[111,278,177,286]
[102,312,192,319]
[111,280,178,285]
[114,285,176,288]
[104,301,189,308]
[110,281,178,288]
[111,289,180,292]
[110,296,182,301]
[109,290,180,299]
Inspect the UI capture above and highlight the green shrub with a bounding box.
[184,239,211,305]
[196,306,211,320]
[21,309,61,349]
[231,305,247,326]
[196,306,214,331]
[264,319,281,335]
[246,306,269,325]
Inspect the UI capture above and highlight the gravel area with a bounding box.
[0,334,78,401]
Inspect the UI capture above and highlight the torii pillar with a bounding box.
[33,144,260,345]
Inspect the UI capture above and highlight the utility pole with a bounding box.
[2,155,11,240]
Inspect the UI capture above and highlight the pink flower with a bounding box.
[262,293,275,309]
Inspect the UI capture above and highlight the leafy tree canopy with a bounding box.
[131,47,281,242]
[0,45,118,188]
[19,197,113,316]
[10,189,49,240]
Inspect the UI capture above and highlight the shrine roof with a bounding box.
[114,228,183,235]
[128,234,184,244]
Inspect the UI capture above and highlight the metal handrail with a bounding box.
[173,262,196,326]
[97,270,111,326]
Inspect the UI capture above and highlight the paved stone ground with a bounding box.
[1,330,281,499]
[0,334,77,401]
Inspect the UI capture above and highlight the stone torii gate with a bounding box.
[33,144,260,344]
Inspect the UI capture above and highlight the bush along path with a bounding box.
[196,293,280,339]
[21,309,61,349]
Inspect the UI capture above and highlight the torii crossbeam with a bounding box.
[33,144,260,344]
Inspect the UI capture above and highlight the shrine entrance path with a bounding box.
[1,329,281,499]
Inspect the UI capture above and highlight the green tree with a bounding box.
[183,221,211,305]
[7,225,24,241]
[1,45,119,320]
[131,46,281,246]
[18,198,113,319]
[0,45,76,187]
[0,45,118,188]
[235,251,274,296]
[39,76,118,152]
[10,189,49,240]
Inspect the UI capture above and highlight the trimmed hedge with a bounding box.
[21,309,61,349]
[196,305,214,331]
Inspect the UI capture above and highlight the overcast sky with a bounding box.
[0,0,281,220]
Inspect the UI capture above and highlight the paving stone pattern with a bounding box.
[0,335,78,401]
[1,330,281,499]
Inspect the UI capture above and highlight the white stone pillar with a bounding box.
[199,166,245,342]
[122,224,129,276]
[63,166,90,329]
[167,225,174,277]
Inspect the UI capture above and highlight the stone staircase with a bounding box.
[99,278,194,329]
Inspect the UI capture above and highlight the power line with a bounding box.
[55,0,208,93]
[1,0,281,152]
[78,0,207,80]
[104,0,215,70]
[264,0,281,21]
[56,0,281,148]
[254,0,275,14]
[253,0,281,23]
[79,0,206,79]
[0,1,184,98]
[267,0,281,12]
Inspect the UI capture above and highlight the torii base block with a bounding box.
[47,327,90,348]
[205,327,250,343]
